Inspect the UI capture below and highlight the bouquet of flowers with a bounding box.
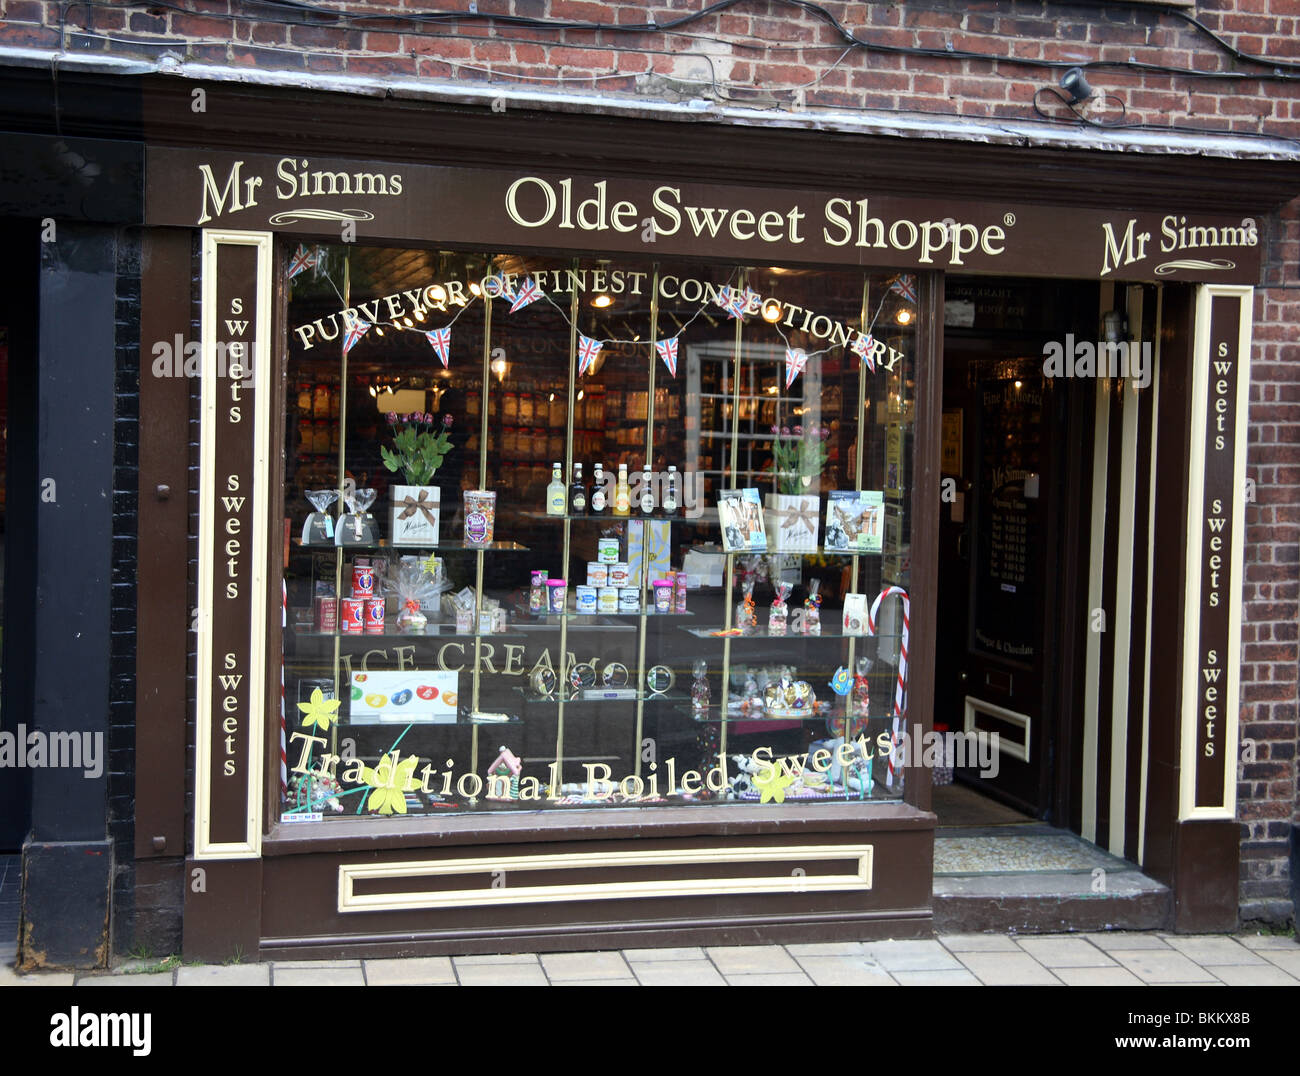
[380,411,454,486]
[770,424,830,495]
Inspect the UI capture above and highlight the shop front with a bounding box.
[133,83,1285,959]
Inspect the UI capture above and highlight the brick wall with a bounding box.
[6,0,1295,924]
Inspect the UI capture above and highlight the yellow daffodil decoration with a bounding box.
[753,765,795,805]
[297,687,341,732]
[362,752,421,815]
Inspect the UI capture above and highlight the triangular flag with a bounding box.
[509,277,543,313]
[737,287,760,318]
[656,336,679,377]
[426,326,451,368]
[342,320,370,355]
[483,273,510,299]
[577,334,603,376]
[785,347,808,389]
[288,244,316,280]
[851,332,877,373]
[890,274,917,304]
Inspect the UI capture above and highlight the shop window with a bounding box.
[279,245,916,819]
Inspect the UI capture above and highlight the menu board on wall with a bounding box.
[971,379,1042,662]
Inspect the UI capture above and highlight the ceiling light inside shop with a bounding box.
[469,282,482,297]
[490,356,507,382]
[761,299,782,323]
[430,285,448,303]
[896,309,913,325]
[592,294,613,308]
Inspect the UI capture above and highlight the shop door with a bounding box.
[936,280,1092,818]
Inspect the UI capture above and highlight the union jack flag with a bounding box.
[509,277,543,313]
[656,336,679,377]
[890,274,917,304]
[851,332,877,373]
[426,326,452,368]
[342,320,371,356]
[713,286,734,314]
[483,273,510,299]
[785,347,808,389]
[737,287,761,317]
[577,334,603,376]
[288,244,317,280]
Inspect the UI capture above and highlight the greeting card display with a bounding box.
[717,488,768,553]
[390,485,440,546]
[348,670,459,724]
[764,493,820,552]
[824,490,884,553]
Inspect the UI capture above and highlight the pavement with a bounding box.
[2,931,1297,986]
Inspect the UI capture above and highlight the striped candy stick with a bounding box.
[867,586,910,788]
[280,579,288,800]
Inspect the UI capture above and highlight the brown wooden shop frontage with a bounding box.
[133,79,1292,959]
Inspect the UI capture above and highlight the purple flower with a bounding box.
[385,411,398,425]
[820,426,830,438]
[781,426,790,436]
[424,412,434,426]
[770,424,778,434]
[793,424,803,435]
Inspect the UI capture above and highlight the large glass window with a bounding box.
[279,245,916,820]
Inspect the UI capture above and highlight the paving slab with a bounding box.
[1237,935,1299,951]
[1108,950,1220,984]
[1210,963,1298,986]
[1079,932,1171,951]
[1054,966,1146,986]
[939,933,1021,952]
[1016,937,1115,968]
[863,939,962,972]
[706,945,802,975]
[363,957,457,986]
[273,966,365,986]
[453,953,541,966]
[784,941,867,957]
[78,972,175,986]
[454,963,549,986]
[620,947,705,962]
[1162,936,1266,965]
[725,972,813,986]
[1258,949,1300,977]
[893,968,981,986]
[958,952,1061,985]
[176,964,270,986]
[795,955,896,986]
[541,952,632,981]
[271,959,361,969]
[554,978,639,986]
[631,960,726,986]
[0,966,74,986]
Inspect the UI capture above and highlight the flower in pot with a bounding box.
[383,412,454,545]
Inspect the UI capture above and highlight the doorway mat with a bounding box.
[935,833,1131,875]
[931,782,1035,827]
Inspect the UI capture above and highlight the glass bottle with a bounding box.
[590,463,608,515]
[639,463,655,516]
[569,462,586,516]
[613,463,631,517]
[546,462,565,516]
[691,659,710,715]
[662,465,679,516]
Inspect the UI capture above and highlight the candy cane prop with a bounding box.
[867,586,910,788]
[280,579,288,801]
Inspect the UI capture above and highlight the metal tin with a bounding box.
[547,578,568,614]
[363,597,385,634]
[586,562,608,587]
[575,585,597,613]
[352,563,375,598]
[609,562,630,588]
[598,587,618,613]
[340,598,365,634]
[315,596,337,633]
[597,538,619,563]
[618,587,640,613]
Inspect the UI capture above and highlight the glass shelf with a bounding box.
[516,608,696,621]
[688,545,876,557]
[516,688,688,705]
[344,712,523,727]
[680,625,902,640]
[675,704,843,724]
[297,539,529,552]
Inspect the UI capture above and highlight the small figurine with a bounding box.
[486,746,523,801]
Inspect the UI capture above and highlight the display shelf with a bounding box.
[515,687,688,705]
[674,703,842,724]
[680,625,902,640]
[515,608,696,621]
[345,712,523,727]
[296,539,529,552]
[688,544,875,557]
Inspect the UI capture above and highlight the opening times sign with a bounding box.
[196,231,271,857]
[1182,287,1251,819]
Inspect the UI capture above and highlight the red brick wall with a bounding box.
[4,0,1296,921]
